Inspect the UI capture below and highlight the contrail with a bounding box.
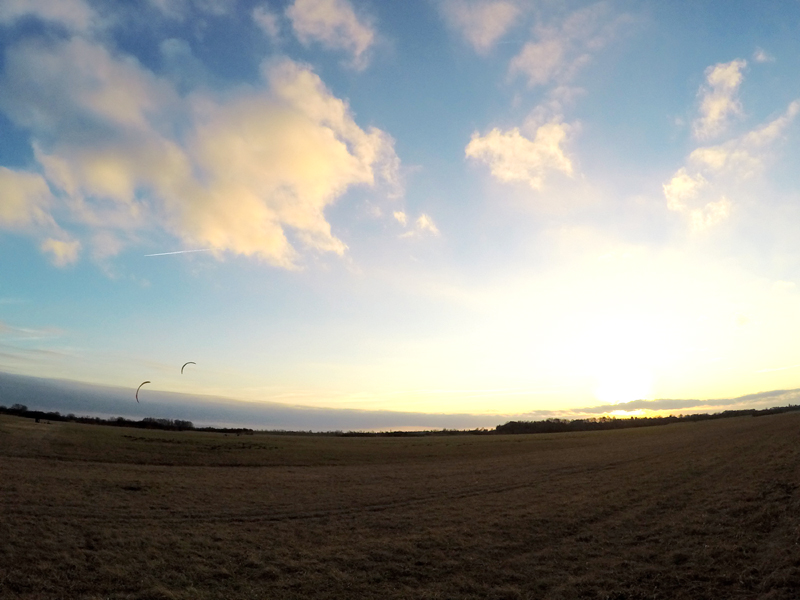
[144,249,213,257]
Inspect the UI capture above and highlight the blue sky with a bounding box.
[2,0,800,424]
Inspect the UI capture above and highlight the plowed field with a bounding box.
[2,413,799,599]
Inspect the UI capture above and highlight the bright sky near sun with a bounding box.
[2,0,800,417]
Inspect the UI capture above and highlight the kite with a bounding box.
[181,362,196,374]
[135,381,150,403]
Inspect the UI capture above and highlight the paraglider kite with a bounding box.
[135,381,150,403]
[181,362,196,374]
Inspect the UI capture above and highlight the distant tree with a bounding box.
[10,403,28,412]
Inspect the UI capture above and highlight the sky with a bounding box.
[2,0,800,426]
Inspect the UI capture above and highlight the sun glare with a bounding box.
[573,314,670,405]
[594,367,653,405]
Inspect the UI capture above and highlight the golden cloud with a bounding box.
[0,33,399,268]
[465,120,573,189]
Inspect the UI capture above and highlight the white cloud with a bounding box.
[741,100,800,147]
[687,196,731,232]
[40,237,80,266]
[0,0,97,33]
[465,119,574,189]
[439,0,520,53]
[0,35,399,268]
[753,47,774,63]
[665,90,798,232]
[689,100,799,177]
[692,59,747,141]
[416,214,439,235]
[399,212,440,238]
[662,167,706,213]
[663,167,731,233]
[509,2,628,87]
[286,0,375,70]
[0,320,61,339]
[393,211,407,226]
[253,4,281,41]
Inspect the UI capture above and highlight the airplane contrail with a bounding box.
[144,249,213,257]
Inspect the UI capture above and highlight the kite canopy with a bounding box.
[181,361,196,374]
[135,381,150,403]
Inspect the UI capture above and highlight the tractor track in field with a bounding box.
[1,457,651,526]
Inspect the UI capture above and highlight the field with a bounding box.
[1,413,799,599]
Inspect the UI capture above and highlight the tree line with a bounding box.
[494,405,800,435]
[0,404,194,431]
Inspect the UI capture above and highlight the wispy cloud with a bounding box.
[662,168,731,232]
[438,0,520,53]
[753,47,774,64]
[0,167,55,228]
[253,3,281,41]
[286,0,375,70]
[148,0,235,19]
[40,238,81,266]
[0,166,82,266]
[0,0,98,34]
[509,2,630,87]
[690,101,800,176]
[399,213,440,238]
[0,320,63,341]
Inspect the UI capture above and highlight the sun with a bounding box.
[594,366,653,405]
[572,313,670,406]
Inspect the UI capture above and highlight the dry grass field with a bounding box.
[1,412,799,599]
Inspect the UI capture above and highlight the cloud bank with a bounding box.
[3,371,798,431]
[576,388,800,416]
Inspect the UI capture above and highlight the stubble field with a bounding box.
[1,412,799,599]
